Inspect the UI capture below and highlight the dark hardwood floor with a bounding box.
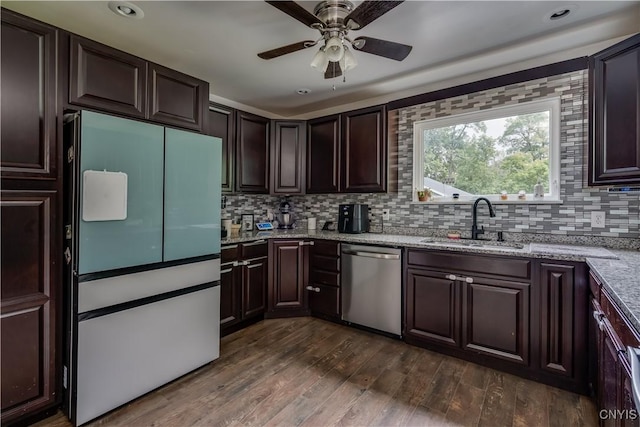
[35,317,597,427]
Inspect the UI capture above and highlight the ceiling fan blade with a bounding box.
[258,40,316,60]
[265,1,325,29]
[324,62,342,79]
[344,1,404,30]
[352,36,412,61]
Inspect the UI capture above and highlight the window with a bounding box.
[413,98,560,202]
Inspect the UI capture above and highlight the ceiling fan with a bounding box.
[258,0,412,79]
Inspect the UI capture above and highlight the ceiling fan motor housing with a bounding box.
[313,0,355,29]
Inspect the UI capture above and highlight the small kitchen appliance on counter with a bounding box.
[276,198,296,229]
[338,204,369,233]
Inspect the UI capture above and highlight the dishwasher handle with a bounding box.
[629,346,640,410]
[342,249,400,260]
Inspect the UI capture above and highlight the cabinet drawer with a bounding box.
[310,270,340,287]
[600,289,640,348]
[221,244,239,263]
[313,240,340,256]
[240,240,268,260]
[589,272,601,302]
[308,283,340,318]
[310,254,340,273]
[407,250,531,280]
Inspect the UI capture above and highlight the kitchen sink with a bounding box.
[420,238,525,250]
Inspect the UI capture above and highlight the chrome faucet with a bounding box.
[471,197,496,240]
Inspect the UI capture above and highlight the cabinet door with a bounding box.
[270,240,306,311]
[308,284,340,319]
[220,263,242,329]
[307,115,340,193]
[1,11,58,180]
[1,191,59,423]
[271,121,306,195]
[69,35,146,118]
[163,128,221,261]
[405,269,460,347]
[589,34,640,185]
[243,257,267,318]
[600,319,623,427]
[462,278,530,365]
[341,105,387,192]
[540,263,580,377]
[208,104,235,193]
[148,63,208,132]
[236,111,269,193]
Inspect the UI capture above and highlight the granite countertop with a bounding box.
[222,230,619,261]
[587,251,640,334]
[222,229,640,333]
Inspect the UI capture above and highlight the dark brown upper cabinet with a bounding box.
[307,114,340,193]
[236,111,269,193]
[271,121,306,195]
[68,35,209,133]
[69,35,146,119]
[208,103,235,193]
[1,10,58,180]
[341,105,387,193]
[589,34,640,185]
[148,62,207,132]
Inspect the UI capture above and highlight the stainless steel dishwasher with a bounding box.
[341,244,402,336]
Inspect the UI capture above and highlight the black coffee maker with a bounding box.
[338,204,369,233]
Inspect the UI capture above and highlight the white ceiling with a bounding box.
[4,1,640,118]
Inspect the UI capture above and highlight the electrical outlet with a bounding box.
[382,209,390,221]
[591,211,606,228]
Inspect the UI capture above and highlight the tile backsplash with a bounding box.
[223,69,639,245]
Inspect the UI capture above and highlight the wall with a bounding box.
[223,69,640,247]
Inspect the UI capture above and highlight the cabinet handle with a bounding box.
[314,287,320,292]
[306,286,314,291]
[446,274,457,281]
[222,244,238,250]
[592,311,606,331]
[232,261,239,267]
[221,268,233,274]
[241,260,249,266]
[243,240,267,246]
[299,241,315,246]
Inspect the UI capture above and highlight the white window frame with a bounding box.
[412,98,561,203]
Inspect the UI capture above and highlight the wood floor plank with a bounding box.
[421,356,467,413]
[514,379,549,427]
[369,348,445,426]
[446,382,486,426]
[477,370,519,427]
[32,318,599,427]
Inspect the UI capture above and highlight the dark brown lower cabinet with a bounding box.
[462,278,530,365]
[1,191,60,424]
[404,249,589,394]
[268,240,311,317]
[220,241,267,336]
[308,240,341,320]
[405,269,460,347]
[592,276,640,426]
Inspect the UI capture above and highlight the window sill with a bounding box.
[411,198,563,205]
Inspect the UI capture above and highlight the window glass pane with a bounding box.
[422,111,550,196]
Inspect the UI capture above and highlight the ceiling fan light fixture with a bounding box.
[310,48,329,72]
[324,36,345,62]
[341,46,358,71]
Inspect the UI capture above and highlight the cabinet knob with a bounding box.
[315,287,320,292]
[232,261,239,267]
[306,286,314,291]
[242,260,249,266]
[465,277,474,284]
[446,274,457,281]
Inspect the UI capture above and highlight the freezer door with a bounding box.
[75,285,220,425]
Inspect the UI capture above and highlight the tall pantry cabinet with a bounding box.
[1,10,63,424]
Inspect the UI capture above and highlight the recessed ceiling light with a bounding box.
[544,5,577,22]
[108,1,144,19]
[296,88,311,95]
